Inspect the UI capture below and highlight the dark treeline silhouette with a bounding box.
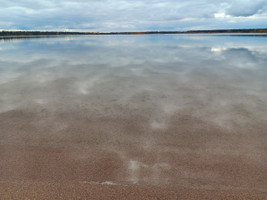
[0,31,88,36]
[1,29,267,36]
[186,29,267,34]
[0,35,61,42]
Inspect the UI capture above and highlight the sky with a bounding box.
[0,0,267,31]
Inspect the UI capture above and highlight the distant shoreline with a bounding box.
[1,29,267,36]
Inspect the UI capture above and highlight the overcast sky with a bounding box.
[1,0,267,31]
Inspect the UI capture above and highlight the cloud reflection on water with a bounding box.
[0,35,267,126]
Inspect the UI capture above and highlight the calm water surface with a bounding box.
[0,35,266,190]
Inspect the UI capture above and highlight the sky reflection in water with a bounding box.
[1,35,267,127]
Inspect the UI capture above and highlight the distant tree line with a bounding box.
[186,29,267,33]
[1,29,267,36]
[0,31,90,36]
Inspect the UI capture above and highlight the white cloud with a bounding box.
[0,0,266,31]
[214,12,231,19]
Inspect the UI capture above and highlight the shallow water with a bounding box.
[0,35,267,191]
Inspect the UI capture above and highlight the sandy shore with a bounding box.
[0,109,266,199]
[1,181,266,200]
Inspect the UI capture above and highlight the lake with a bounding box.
[0,34,267,198]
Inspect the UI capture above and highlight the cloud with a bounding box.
[224,0,267,17]
[0,0,267,31]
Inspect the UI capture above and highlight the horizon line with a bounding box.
[1,28,267,36]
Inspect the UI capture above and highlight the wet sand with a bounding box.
[0,35,267,199]
[0,108,266,199]
[1,181,267,200]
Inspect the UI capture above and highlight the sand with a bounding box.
[0,108,266,199]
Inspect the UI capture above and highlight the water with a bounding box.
[0,35,266,190]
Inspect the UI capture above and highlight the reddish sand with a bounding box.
[1,181,267,200]
[0,108,266,199]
